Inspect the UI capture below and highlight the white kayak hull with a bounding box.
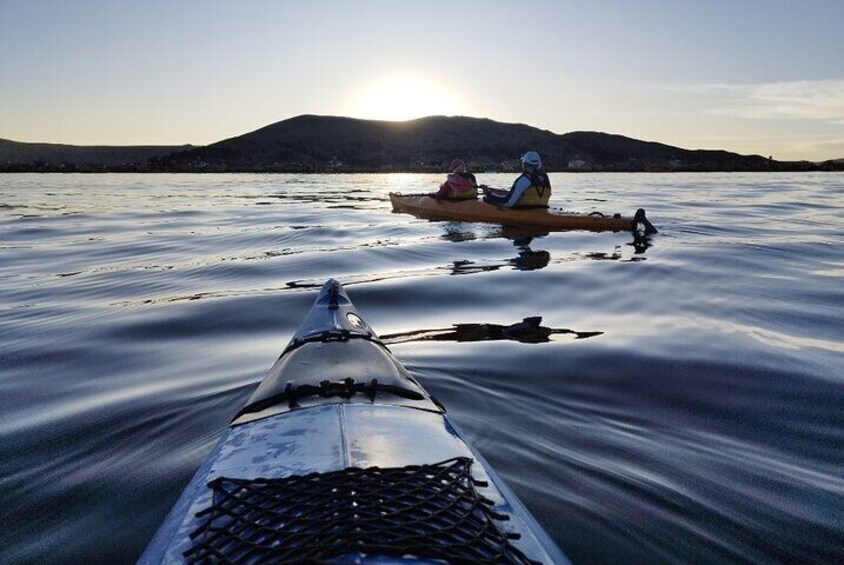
[140,280,569,564]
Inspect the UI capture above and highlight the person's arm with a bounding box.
[500,175,532,207]
[433,180,451,200]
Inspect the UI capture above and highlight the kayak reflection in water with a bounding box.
[632,232,653,254]
[432,158,478,201]
[482,151,552,208]
[381,316,602,345]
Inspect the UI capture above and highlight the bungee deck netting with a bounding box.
[185,457,539,564]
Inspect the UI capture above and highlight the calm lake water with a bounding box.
[1,172,842,564]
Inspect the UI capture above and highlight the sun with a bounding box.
[347,74,460,121]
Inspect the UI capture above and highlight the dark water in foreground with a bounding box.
[1,173,842,564]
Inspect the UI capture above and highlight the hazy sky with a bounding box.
[2,0,843,160]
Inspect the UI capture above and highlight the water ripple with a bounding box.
[1,172,842,563]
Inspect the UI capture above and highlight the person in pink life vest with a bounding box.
[433,158,479,200]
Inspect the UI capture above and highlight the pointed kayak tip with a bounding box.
[290,279,377,345]
[326,279,342,309]
[315,278,350,309]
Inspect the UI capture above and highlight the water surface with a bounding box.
[1,172,842,564]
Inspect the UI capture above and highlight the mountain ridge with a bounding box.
[0,139,192,171]
[2,115,841,172]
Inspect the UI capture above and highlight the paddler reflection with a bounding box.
[440,224,552,272]
[504,229,551,271]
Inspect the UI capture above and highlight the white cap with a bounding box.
[521,151,541,167]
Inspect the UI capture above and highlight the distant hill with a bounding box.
[0,139,194,172]
[3,115,841,172]
[150,115,830,173]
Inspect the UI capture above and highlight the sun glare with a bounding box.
[348,74,459,121]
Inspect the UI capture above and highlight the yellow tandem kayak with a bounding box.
[389,193,656,233]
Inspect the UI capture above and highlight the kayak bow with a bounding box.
[140,280,568,564]
[390,192,656,233]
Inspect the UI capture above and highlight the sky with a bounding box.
[1,0,843,161]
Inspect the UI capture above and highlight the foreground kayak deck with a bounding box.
[390,192,655,233]
[141,280,568,564]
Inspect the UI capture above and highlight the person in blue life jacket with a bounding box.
[432,158,478,200]
[482,151,552,208]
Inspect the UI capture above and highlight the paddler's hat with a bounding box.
[448,158,466,173]
[521,151,541,168]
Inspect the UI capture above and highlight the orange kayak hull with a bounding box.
[389,193,638,231]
